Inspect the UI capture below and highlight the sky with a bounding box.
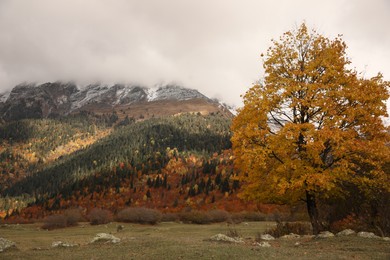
[0,0,389,109]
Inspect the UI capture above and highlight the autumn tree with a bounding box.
[232,23,390,234]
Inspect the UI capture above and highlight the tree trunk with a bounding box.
[306,190,321,235]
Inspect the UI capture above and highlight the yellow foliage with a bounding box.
[232,23,390,205]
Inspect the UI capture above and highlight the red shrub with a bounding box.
[64,208,85,226]
[116,208,161,225]
[88,208,113,225]
[42,215,67,230]
[179,211,211,224]
[208,210,231,223]
[161,212,179,222]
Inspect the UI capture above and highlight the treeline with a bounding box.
[0,112,109,156]
[0,112,111,193]
[3,113,232,200]
[14,149,249,220]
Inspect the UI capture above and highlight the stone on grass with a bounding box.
[0,238,16,252]
[90,233,121,244]
[209,234,243,243]
[357,232,380,239]
[260,234,275,241]
[316,231,335,239]
[51,241,79,248]
[336,229,356,237]
[280,233,300,239]
[255,241,271,247]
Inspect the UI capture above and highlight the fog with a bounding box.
[0,0,389,108]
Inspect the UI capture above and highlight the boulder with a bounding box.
[260,234,275,241]
[209,234,243,243]
[316,231,335,239]
[357,232,380,239]
[255,241,271,247]
[0,238,16,252]
[336,229,356,237]
[280,233,300,239]
[51,241,78,248]
[90,233,121,244]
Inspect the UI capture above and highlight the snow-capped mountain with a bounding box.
[0,91,9,103]
[146,85,208,102]
[0,82,232,121]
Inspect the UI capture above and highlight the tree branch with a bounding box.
[271,151,284,164]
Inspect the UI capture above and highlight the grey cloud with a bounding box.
[0,0,389,108]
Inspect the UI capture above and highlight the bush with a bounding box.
[3,216,34,224]
[161,212,179,222]
[208,210,231,223]
[116,208,161,225]
[42,214,67,230]
[230,213,243,224]
[242,211,268,221]
[64,208,84,226]
[377,193,390,236]
[88,208,113,225]
[179,211,211,224]
[226,228,240,238]
[330,214,365,233]
[266,221,312,237]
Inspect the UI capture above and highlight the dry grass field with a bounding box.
[1,221,389,259]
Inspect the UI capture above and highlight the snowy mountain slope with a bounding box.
[0,91,10,103]
[0,82,232,121]
[147,85,209,101]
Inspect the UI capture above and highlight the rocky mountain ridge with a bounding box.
[0,82,232,121]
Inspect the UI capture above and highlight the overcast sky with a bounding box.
[0,0,389,108]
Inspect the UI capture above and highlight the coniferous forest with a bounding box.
[1,112,253,219]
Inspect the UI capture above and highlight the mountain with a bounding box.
[0,82,242,219]
[0,82,233,121]
[0,113,243,219]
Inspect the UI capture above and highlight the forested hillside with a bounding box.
[1,112,244,218]
[0,113,112,189]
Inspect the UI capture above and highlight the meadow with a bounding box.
[1,221,389,259]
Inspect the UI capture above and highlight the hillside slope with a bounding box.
[0,113,247,218]
[0,83,233,121]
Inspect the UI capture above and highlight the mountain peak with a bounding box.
[147,85,209,102]
[0,82,232,121]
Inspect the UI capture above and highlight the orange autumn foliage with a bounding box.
[232,23,390,234]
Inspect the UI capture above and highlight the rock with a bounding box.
[209,234,244,243]
[51,241,79,248]
[90,233,121,244]
[357,232,380,239]
[0,237,16,252]
[260,234,275,241]
[33,247,46,251]
[1,83,223,122]
[255,241,271,247]
[316,231,335,239]
[336,229,356,237]
[383,237,390,241]
[280,233,300,239]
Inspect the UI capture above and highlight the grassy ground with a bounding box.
[1,222,389,259]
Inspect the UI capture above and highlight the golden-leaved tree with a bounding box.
[232,23,389,234]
